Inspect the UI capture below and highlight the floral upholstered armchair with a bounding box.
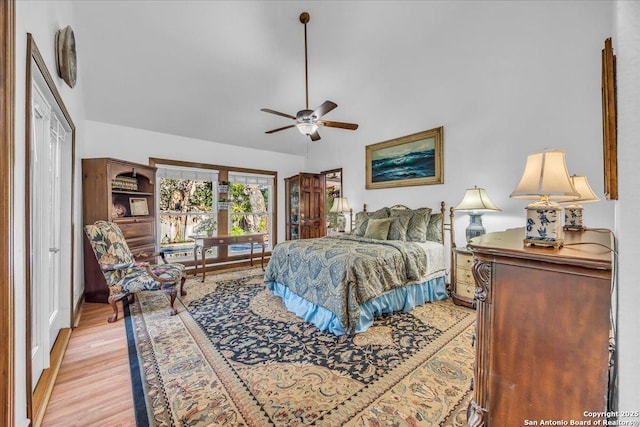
[84,220,187,323]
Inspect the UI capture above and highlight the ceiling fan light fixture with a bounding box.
[296,122,319,136]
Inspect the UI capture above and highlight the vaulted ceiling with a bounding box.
[73,1,461,156]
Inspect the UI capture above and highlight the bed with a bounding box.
[264,202,454,335]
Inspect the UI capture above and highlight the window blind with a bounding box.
[156,165,219,182]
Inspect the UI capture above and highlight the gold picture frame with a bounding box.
[366,126,443,189]
[129,197,149,216]
[602,37,618,200]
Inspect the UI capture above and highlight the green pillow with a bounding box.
[388,210,412,240]
[425,213,443,244]
[407,207,432,242]
[352,207,390,237]
[364,218,392,240]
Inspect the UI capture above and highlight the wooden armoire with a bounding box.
[284,173,326,240]
[82,158,157,303]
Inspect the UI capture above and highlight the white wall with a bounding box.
[15,1,86,425]
[614,0,640,412]
[84,120,305,242]
[305,1,616,248]
[12,0,637,421]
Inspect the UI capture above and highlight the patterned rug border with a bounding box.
[127,268,476,426]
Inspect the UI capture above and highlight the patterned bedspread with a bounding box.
[264,235,441,333]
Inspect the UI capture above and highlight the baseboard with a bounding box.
[31,328,72,427]
[73,293,85,328]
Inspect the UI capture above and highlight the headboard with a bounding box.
[359,201,455,247]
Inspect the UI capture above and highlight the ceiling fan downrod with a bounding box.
[260,11,359,141]
[300,12,310,110]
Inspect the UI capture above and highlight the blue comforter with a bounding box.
[263,235,431,334]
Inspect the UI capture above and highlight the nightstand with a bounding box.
[451,247,475,308]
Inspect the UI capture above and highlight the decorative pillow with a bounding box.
[353,207,390,237]
[407,207,432,242]
[388,209,413,240]
[364,218,392,240]
[426,213,444,244]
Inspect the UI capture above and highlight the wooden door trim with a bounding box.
[25,34,76,425]
[0,1,15,426]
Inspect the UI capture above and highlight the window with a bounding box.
[227,173,274,255]
[156,166,218,262]
[153,161,276,265]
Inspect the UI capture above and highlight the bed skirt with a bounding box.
[266,276,448,336]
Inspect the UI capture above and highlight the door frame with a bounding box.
[25,34,76,424]
[0,1,15,426]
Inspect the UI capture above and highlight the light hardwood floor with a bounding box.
[42,302,135,427]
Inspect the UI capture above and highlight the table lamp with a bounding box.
[563,174,600,230]
[330,197,352,232]
[454,186,501,243]
[510,150,579,248]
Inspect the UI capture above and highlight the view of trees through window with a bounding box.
[228,182,269,235]
[158,174,272,262]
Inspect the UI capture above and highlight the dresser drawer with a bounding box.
[456,280,476,299]
[117,219,154,239]
[238,234,266,243]
[456,266,475,286]
[457,252,474,270]
[209,237,237,245]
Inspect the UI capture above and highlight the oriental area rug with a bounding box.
[124,267,475,426]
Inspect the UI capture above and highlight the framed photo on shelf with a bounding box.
[365,126,444,189]
[129,197,149,216]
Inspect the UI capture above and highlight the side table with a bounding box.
[451,246,475,308]
[191,234,267,282]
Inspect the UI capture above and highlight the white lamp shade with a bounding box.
[330,197,351,213]
[567,175,600,203]
[454,186,501,212]
[297,122,319,136]
[563,175,599,230]
[510,150,579,201]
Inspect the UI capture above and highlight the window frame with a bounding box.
[149,158,277,268]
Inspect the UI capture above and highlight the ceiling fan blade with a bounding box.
[310,131,321,141]
[265,124,296,134]
[312,101,337,118]
[319,120,359,130]
[261,108,296,120]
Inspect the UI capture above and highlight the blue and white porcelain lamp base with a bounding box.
[523,200,565,249]
[564,204,585,230]
[466,212,486,243]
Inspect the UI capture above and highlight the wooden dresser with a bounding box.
[467,228,614,426]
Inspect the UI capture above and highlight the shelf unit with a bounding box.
[82,158,157,303]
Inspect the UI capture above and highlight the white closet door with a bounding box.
[30,84,51,384]
[29,82,69,387]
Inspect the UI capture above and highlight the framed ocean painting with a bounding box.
[365,126,443,189]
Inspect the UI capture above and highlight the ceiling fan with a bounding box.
[261,12,358,142]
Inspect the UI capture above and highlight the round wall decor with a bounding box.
[55,25,77,88]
